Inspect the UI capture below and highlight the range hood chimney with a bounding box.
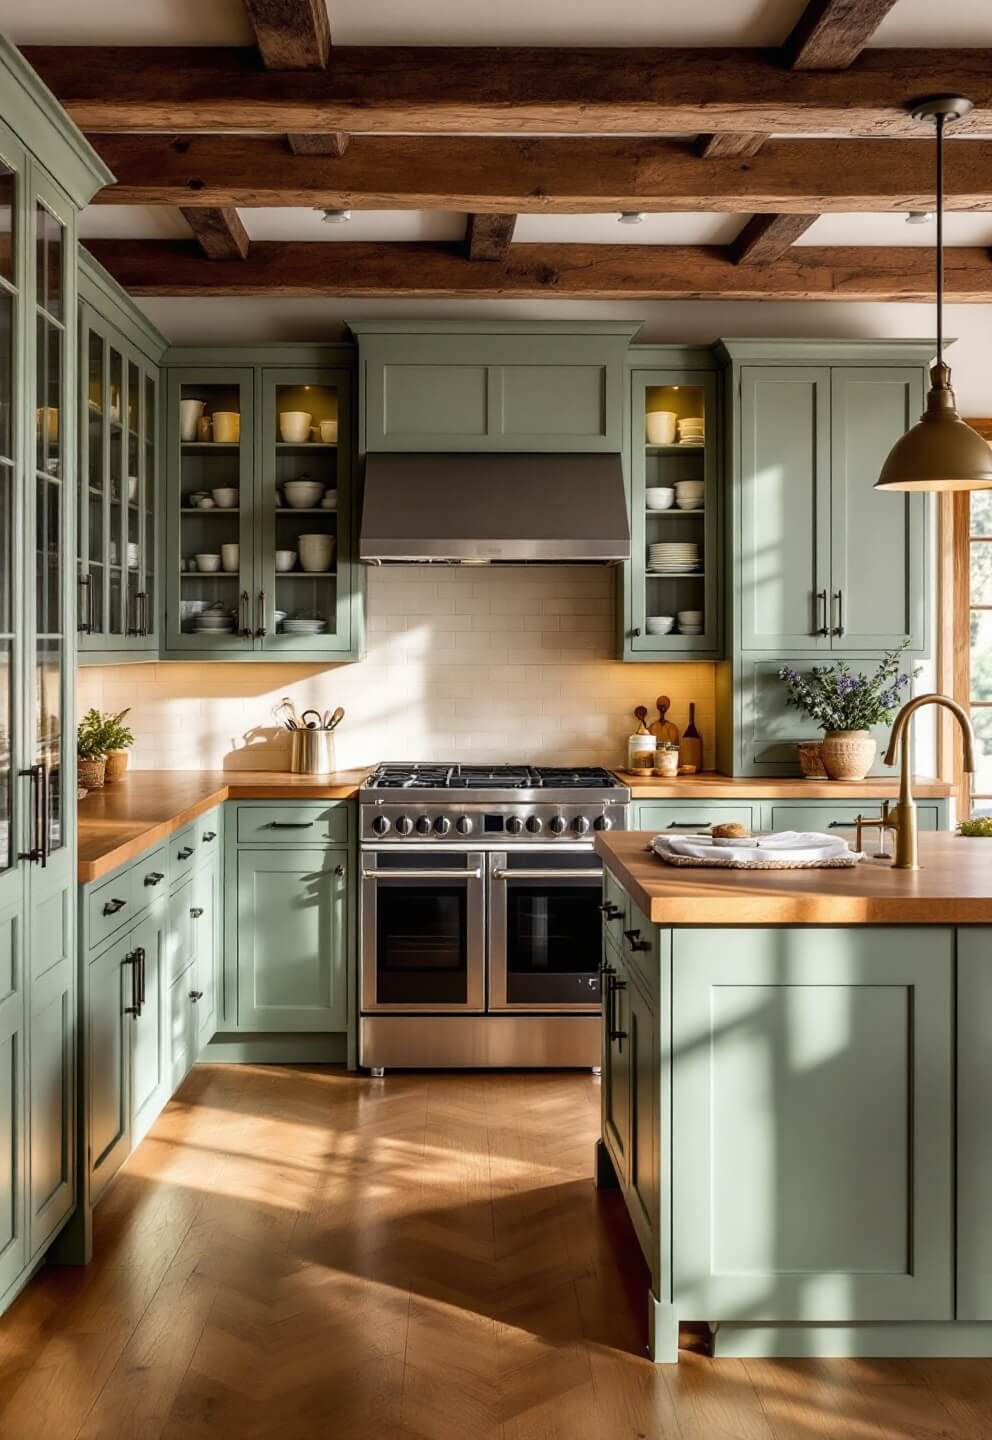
[360,452,630,565]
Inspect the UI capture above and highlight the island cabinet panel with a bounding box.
[739,367,832,653]
[957,928,992,1321]
[85,934,131,1205]
[671,927,954,1323]
[829,368,926,653]
[601,945,632,1186]
[626,963,662,1267]
[236,848,348,1031]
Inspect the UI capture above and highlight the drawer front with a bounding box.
[87,868,138,952]
[133,844,170,901]
[768,803,941,836]
[235,804,350,847]
[623,899,661,1002]
[602,868,629,955]
[195,808,222,864]
[167,877,195,985]
[170,823,199,884]
[633,802,757,835]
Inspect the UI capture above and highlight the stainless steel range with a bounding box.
[359,763,629,1072]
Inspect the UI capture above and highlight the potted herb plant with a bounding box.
[99,708,135,782]
[77,710,107,790]
[778,648,920,782]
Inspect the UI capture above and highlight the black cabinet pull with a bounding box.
[815,589,829,637]
[189,990,204,1003]
[202,831,217,842]
[78,574,92,634]
[137,946,146,1008]
[255,589,267,639]
[144,871,164,887]
[333,863,345,876]
[239,589,252,639]
[832,588,845,638]
[190,906,205,919]
[666,820,712,829]
[103,897,128,916]
[124,950,141,1016]
[177,846,195,860]
[623,928,650,954]
[599,901,622,920]
[268,820,314,829]
[827,820,854,829]
[631,627,641,638]
[18,764,44,864]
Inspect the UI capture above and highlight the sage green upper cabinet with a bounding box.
[830,367,926,651]
[163,353,361,659]
[77,255,166,665]
[352,321,639,452]
[739,367,831,652]
[625,358,721,660]
[724,341,932,658]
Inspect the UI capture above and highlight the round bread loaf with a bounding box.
[711,821,750,840]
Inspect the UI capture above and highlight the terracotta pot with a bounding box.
[104,749,129,782]
[797,741,828,779]
[820,730,877,783]
[78,757,106,789]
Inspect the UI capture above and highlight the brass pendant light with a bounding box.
[876,95,992,493]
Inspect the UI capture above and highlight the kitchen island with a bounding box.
[594,830,992,1364]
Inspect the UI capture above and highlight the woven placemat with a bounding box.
[648,844,861,870]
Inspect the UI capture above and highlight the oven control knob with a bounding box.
[593,815,613,832]
[549,815,567,835]
[415,816,432,835]
[395,815,413,836]
[525,816,542,835]
[456,816,473,835]
[434,816,452,836]
[506,816,524,835]
[571,815,590,836]
[371,815,391,837]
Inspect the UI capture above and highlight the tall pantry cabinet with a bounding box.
[0,39,111,1312]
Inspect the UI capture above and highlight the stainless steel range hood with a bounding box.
[360,452,630,564]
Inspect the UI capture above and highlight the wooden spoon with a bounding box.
[633,705,651,733]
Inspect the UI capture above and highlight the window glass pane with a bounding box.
[972,490,992,538]
[36,637,63,853]
[0,289,12,462]
[0,461,11,635]
[36,201,62,322]
[970,540,992,607]
[971,707,992,796]
[0,638,10,873]
[36,315,61,480]
[0,160,13,284]
[970,610,992,703]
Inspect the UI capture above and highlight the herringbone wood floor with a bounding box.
[2,1067,991,1439]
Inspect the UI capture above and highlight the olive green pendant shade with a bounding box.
[876,362,992,492]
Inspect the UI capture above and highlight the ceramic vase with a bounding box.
[820,730,877,782]
[104,750,129,782]
[179,398,205,441]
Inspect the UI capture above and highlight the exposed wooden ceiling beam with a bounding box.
[695,133,768,159]
[241,0,330,69]
[466,213,517,261]
[89,134,992,214]
[81,239,992,302]
[731,213,819,264]
[23,46,992,135]
[785,0,901,71]
[179,207,250,260]
[287,133,350,157]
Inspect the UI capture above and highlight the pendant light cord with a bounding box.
[936,112,945,363]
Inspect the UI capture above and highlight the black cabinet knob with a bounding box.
[144,871,164,886]
[103,897,127,916]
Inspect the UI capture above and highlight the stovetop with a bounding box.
[364,763,624,792]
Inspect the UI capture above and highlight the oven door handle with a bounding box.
[361,866,483,880]
[491,867,603,881]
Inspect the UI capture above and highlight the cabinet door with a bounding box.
[86,933,131,1204]
[626,967,661,1267]
[130,904,169,1146]
[167,875,194,985]
[237,848,347,1031]
[632,802,757,835]
[167,965,196,1094]
[0,897,26,1302]
[957,928,992,1320]
[830,367,926,652]
[739,367,832,652]
[672,926,953,1322]
[257,367,355,656]
[165,368,254,654]
[601,948,631,1185]
[191,855,219,1047]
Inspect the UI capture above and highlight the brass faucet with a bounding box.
[855,693,977,870]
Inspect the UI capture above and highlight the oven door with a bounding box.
[488,850,603,1012]
[361,849,486,1012]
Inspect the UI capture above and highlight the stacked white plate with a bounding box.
[194,615,235,634]
[648,542,701,573]
[678,417,705,447]
[282,617,327,635]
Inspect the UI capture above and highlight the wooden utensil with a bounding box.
[325,706,345,731]
[633,705,651,733]
[679,702,704,773]
[650,695,680,748]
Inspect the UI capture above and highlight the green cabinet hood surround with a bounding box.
[359,451,630,564]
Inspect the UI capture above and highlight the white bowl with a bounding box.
[297,534,336,573]
[211,487,238,508]
[194,553,221,573]
[646,616,675,635]
[279,411,312,443]
[675,497,704,510]
[319,419,338,443]
[679,625,704,635]
[284,480,325,509]
[645,487,675,511]
[275,550,296,573]
[677,610,703,623]
[674,479,704,493]
[645,411,677,445]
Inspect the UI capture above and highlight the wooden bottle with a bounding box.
[679,702,703,774]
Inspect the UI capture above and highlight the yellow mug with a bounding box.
[212,411,240,444]
[37,406,59,442]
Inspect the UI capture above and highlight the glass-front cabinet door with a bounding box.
[627,369,720,659]
[165,368,254,652]
[258,368,353,654]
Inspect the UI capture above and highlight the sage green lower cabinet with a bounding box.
[168,962,198,1094]
[0,896,26,1303]
[86,932,131,1206]
[129,906,170,1148]
[601,947,631,1186]
[28,880,76,1256]
[957,928,992,1321]
[630,797,949,834]
[236,848,348,1032]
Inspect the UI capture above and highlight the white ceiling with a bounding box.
[3,0,991,47]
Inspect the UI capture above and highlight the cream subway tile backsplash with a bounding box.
[77,567,717,772]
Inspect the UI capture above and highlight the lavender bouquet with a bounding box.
[778,648,920,733]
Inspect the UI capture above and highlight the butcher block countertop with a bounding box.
[595,831,992,926]
[77,769,369,882]
[613,771,953,799]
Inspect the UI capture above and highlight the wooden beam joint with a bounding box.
[731,213,818,264]
[179,207,250,260]
[466,213,517,261]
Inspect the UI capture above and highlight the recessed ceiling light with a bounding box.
[618,212,646,225]
[905,211,934,224]
[319,208,352,224]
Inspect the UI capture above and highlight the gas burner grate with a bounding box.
[365,762,623,792]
